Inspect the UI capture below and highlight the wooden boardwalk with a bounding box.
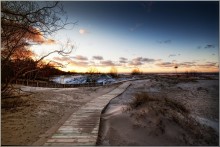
[40,82,130,146]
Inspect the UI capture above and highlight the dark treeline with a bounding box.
[2,58,77,83]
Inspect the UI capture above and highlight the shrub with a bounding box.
[131,92,156,108]
[131,92,189,114]
[109,66,118,78]
[131,68,142,75]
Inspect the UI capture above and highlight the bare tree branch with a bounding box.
[1,1,76,98]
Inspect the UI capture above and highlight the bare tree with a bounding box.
[1,1,75,98]
[87,67,99,74]
[109,66,118,78]
[131,67,141,75]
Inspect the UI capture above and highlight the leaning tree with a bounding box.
[1,1,75,98]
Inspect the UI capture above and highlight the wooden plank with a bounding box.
[36,82,131,146]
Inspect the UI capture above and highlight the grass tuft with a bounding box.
[131,92,157,108]
[130,92,189,115]
[164,97,189,114]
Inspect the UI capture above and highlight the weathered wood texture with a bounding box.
[34,82,130,146]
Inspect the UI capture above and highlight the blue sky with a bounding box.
[32,1,219,73]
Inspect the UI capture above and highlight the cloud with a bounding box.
[204,44,215,49]
[28,28,56,45]
[79,28,89,35]
[72,55,88,61]
[76,61,89,67]
[156,61,197,68]
[198,44,216,49]
[53,56,89,67]
[119,57,128,61]
[156,60,218,69]
[197,62,218,68]
[142,58,155,62]
[10,47,35,59]
[158,40,172,44]
[178,62,196,67]
[206,61,217,64]
[133,57,155,63]
[181,62,196,65]
[44,39,56,44]
[129,58,143,66]
[31,34,56,45]
[92,56,103,60]
[119,57,128,64]
[168,54,181,58]
[119,60,128,64]
[168,54,176,58]
[68,60,89,67]
[129,61,143,66]
[89,61,95,64]
[129,57,156,66]
[100,60,115,66]
[156,59,162,62]
[156,62,175,67]
[53,56,72,62]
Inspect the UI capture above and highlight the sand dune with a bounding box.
[98,77,219,146]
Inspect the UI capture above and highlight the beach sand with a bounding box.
[1,84,119,145]
[1,75,219,145]
[98,77,219,146]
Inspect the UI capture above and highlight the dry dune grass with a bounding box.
[1,95,31,110]
[127,92,218,145]
[131,92,189,114]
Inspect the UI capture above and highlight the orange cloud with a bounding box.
[27,27,56,44]
[44,39,56,44]
[11,48,35,60]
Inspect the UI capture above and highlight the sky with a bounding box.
[31,1,219,73]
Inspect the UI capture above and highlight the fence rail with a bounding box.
[12,79,103,88]
[12,77,145,88]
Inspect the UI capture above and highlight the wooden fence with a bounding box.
[12,77,145,88]
[13,79,103,88]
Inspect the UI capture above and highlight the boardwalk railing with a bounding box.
[12,79,103,88]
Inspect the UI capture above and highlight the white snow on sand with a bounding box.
[20,85,79,92]
[50,75,87,84]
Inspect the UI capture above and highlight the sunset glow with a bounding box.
[30,1,219,73]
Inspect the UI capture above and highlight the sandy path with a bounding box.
[1,84,119,145]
